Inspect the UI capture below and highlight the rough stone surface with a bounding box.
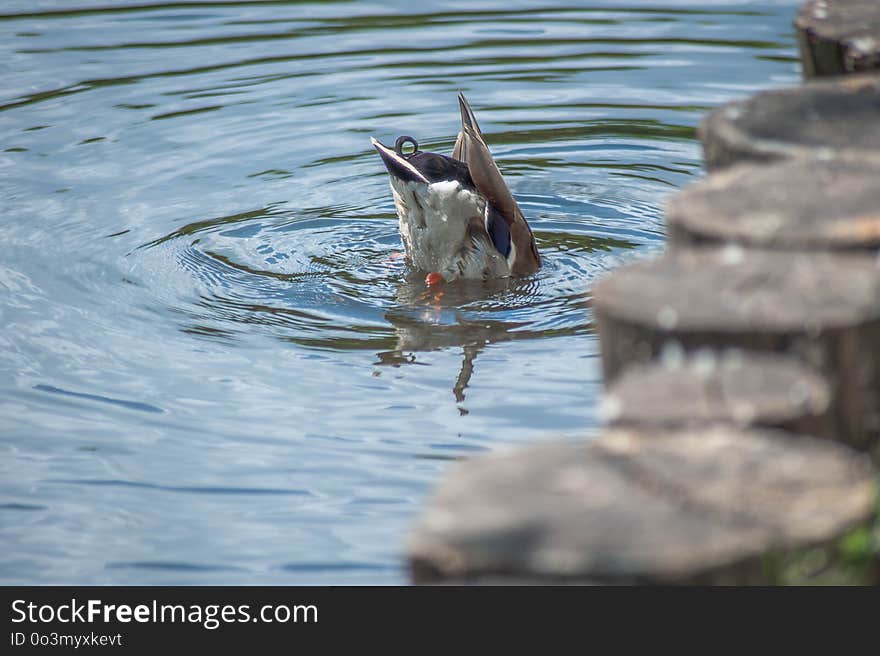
[592,249,880,449]
[796,0,880,77]
[699,74,880,170]
[408,428,876,584]
[603,352,832,438]
[666,157,880,251]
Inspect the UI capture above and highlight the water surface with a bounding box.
[0,0,800,584]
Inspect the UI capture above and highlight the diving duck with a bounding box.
[371,93,541,284]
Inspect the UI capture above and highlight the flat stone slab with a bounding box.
[666,157,880,251]
[797,0,880,76]
[699,74,880,170]
[592,249,880,449]
[593,249,880,335]
[603,352,832,437]
[408,428,876,584]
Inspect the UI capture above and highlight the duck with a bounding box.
[371,93,541,285]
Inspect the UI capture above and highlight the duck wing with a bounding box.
[452,92,483,162]
[453,93,541,275]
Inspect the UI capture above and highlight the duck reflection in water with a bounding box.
[376,271,539,412]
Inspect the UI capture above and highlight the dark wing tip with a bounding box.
[457,93,482,138]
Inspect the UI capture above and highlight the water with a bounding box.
[0,0,800,584]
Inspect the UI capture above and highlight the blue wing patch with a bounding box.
[484,204,511,258]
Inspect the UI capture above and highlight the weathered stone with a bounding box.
[603,352,832,438]
[666,157,880,252]
[592,249,880,450]
[408,427,876,584]
[796,0,880,77]
[699,74,880,170]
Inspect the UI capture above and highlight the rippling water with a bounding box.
[0,1,800,584]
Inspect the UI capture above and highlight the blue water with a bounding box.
[0,0,800,584]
